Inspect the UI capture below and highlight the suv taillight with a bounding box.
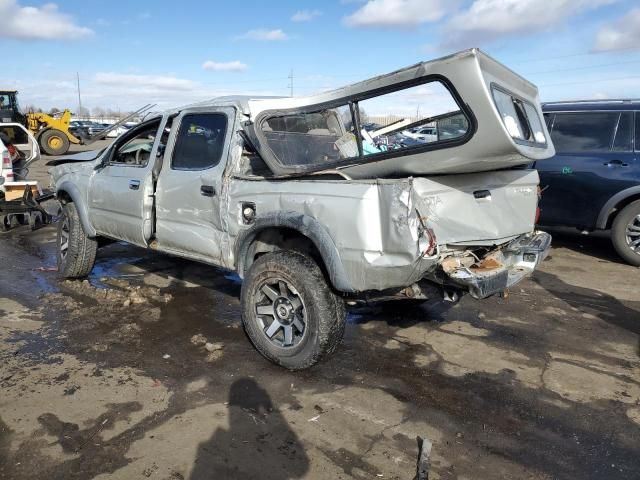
[2,150,12,169]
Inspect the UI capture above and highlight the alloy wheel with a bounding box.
[254,278,306,348]
[59,216,70,260]
[625,214,640,253]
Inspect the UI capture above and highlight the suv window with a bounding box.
[111,121,160,166]
[172,113,228,170]
[613,112,633,152]
[550,112,619,152]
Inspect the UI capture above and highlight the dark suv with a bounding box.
[538,100,640,266]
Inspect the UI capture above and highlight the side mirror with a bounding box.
[95,147,112,170]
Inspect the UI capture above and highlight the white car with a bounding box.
[0,123,40,187]
[105,125,131,138]
[402,126,437,143]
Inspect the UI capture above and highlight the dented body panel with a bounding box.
[227,169,543,292]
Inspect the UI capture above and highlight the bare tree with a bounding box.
[92,107,105,120]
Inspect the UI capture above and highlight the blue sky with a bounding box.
[2,0,639,112]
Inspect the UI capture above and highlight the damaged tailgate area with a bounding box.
[229,167,551,298]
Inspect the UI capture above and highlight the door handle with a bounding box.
[603,160,629,167]
[200,185,215,197]
[129,180,140,190]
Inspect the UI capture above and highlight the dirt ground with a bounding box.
[1,147,639,479]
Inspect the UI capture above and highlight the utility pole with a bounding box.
[76,72,83,118]
[288,69,293,97]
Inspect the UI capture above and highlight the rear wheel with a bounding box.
[57,202,97,278]
[241,250,346,370]
[611,200,640,266]
[40,129,70,156]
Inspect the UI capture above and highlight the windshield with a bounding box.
[0,92,20,112]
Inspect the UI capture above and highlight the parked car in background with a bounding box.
[402,125,437,143]
[69,120,106,139]
[104,123,132,138]
[538,100,640,266]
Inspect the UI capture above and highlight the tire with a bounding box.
[57,202,98,278]
[241,250,346,370]
[611,199,640,267]
[40,129,70,156]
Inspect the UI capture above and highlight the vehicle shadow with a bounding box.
[533,269,640,337]
[189,378,309,480]
[542,227,626,265]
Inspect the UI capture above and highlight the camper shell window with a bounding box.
[256,76,473,173]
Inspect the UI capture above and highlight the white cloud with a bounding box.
[594,8,640,52]
[0,0,93,40]
[94,73,197,92]
[236,29,288,41]
[291,9,322,22]
[444,0,616,47]
[344,0,452,29]
[202,60,248,72]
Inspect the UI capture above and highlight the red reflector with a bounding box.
[535,206,541,225]
[2,152,12,168]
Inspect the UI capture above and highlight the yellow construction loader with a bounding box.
[0,89,152,155]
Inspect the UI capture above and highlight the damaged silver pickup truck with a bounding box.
[49,49,554,369]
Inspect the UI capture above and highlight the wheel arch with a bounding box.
[56,181,97,237]
[234,212,354,293]
[596,186,640,230]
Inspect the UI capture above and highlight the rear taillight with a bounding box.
[2,151,12,169]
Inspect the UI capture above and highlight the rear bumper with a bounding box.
[445,231,551,299]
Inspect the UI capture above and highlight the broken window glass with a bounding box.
[357,80,466,156]
[259,80,471,168]
[261,104,357,167]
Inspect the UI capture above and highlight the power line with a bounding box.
[539,74,640,87]
[524,59,640,76]
[509,45,640,65]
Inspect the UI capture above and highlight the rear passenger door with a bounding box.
[154,107,235,265]
[537,111,637,228]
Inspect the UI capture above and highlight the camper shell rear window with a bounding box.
[254,76,474,174]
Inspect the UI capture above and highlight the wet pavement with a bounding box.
[1,161,640,478]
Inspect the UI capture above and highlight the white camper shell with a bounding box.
[244,49,554,178]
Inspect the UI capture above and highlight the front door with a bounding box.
[154,107,235,265]
[89,117,167,246]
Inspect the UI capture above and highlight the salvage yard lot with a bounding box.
[1,152,639,479]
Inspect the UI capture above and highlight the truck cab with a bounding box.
[49,49,554,369]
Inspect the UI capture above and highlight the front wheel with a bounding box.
[57,202,98,278]
[611,200,640,266]
[241,250,346,370]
